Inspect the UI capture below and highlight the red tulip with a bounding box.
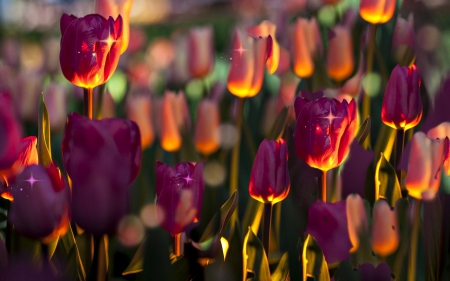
[156,162,204,235]
[359,0,396,24]
[294,92,357,171]
[249,139,290,204]
[9,164,70,242]
[188,26,214,78]
[62,113,141,235]
[381,65,422,130]
[0,93,21,170]
[59,14,123,89]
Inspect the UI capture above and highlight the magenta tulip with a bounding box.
[62,112,141,235]
[294,91,357,171]
[0,93,21,170]
[156,162,204,235]
[249,138,290,204]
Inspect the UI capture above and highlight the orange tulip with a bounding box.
[127,94,155,149]
[371,200,399,257]
[327,26,354,81]
[160,91,182,152]
[247,20,280,74]
[227,29,269,98]
[291,18,315,78]
[427,122,450,175]
[359,0,396,24]
[194,100,220,155]
[188,26,214,78]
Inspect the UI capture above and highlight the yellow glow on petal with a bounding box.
[221,237,229,259]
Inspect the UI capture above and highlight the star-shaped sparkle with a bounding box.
[183,174,194,185]
[318,106,342,125]
[233,44,247,56]
[22,172,41,189]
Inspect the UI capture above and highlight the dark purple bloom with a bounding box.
[62,112,141,235]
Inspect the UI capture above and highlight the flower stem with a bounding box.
[408,199,422,281]
[88,235,107,281]
[262,203,273,260]
[362,23,377,149]
[84,88,94,119]
[394,129,405,195]
[173,233,182,257]
[319,170,327,202]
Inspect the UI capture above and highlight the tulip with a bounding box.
[371,200,399,256]
[160,91,183,152]
[194,100,221,155]
[359,0,396,24]
[327,26,354,81]
[428,122,450,175]
[62,113,141,235]
[9,164,70,242]
[392,14,415,66]
[291,17,322,78]
[249,139,290,204]
[294,92,357,171]
[188,26,214,78]
[247,20,280,74]
[59,13,123,89]
[405,132,445,200]
[127,94,155,149]
[95,0,133,54]
[346,194,368,252]
[0,93,21,170]
[156,162,204,235]
[227,29,270,98]
[381,65,422,131]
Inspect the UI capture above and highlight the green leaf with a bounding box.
[242,198,264,237]
[355,117,371,146]
[268,106,289,141]
[224,221,244,281]
[38,93,52,167]
[374,124,396,162]
[271,252,290,281]
[123,238,145,275]
[304,235,330,281]
[243,227,271,281]
[375,153,402,207]
[423,196,442,281]
[53,226,86,281]
[333,260,359,281]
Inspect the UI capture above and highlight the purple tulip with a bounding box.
[381,65,422,130]
[62,112,141,235]
[294,92,357,171]
[306,200,352,263]
[156,162,204,235]
[249,138,290,204]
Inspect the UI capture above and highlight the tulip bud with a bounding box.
[59,14,123,89]
[194,100,221,155]
[346,194,368,252]
[294,93,357,171]
[427,122,450,175]
[127,94,155,149]
[45,83,67,132]
[381,65,422,130]
[392,14,415,66]
[227,29,269,98]
[95,0,133,54]
[405,132,445,200]
[249,139,290,204]
[160,91,182,152]
[62,113,142,235]
[0,93,21,170]
[9,164,70,242]
[188,26,214,78]
[327,26,354,81]
[247,20,280,74]
[156,162,204,235]
[359,0,396,24]
[371,200,399,257]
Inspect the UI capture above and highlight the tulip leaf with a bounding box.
[333,260,359,281]
[53,226,86,281]
[304,235,330,281]
[423,196,442,281]
[243,227,271,281]
[38,93,52,167]
[355,116,371,146]
[268,106,289,141]
[271,252,290,281]
[141,228,174,281]
[224,221,244,281]
[204,242,228,281]
[122,238,144,275]
[242,198,264,237]
[375,153,402,207]
[374,124,396,162]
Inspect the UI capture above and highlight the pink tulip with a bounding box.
[371,200,399,256]
[194,100,221,155]
[346,194,368,252]
[327,26,354,81]
[247,20,280,74]
[427,122,450,175]
[188,26,214,78]
[127,94,155,149]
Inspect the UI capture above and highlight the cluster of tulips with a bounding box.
[0,0,449,280]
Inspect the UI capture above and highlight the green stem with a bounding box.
[394,129,405,196]
[83,88,94,119]
[408,199,422,281]
[262,203,273,259]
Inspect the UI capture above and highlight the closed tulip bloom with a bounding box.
[346,194,368,252]
[9,164,70,242]
[371,200,399,257]
[95,0,133,54]
[227,29,270,98]
[62,113,141,235]
[359,0,396,24]
[381,65,422,130]
[249,139,290,204]
[59,14,123,89]
[327,26,354,81]
[156,162,204,235]
[127,94,155,149]
[160,91,182,152]
[247,20,280,74]
[392,14,415,66]
[194,100,221,155]
[0,93,21,170]
[427,122,450,175]
[405,132,445,200]
[188,26,214,78]
[294,93,357,171]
